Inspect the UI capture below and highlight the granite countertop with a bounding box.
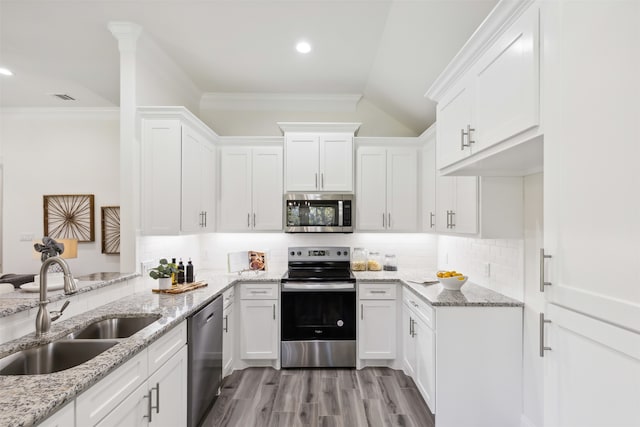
[0,273,139,318]
[354,270,524,307]
[0,271,279,427]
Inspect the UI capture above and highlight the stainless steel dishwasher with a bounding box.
[187,295,223,427]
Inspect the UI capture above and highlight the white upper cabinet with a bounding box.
[140,108,218,235]
[421,128,437,232]
[279,122,360,193]
[356,141,419,232]
[426,2,542,175]
[219,145,283,232]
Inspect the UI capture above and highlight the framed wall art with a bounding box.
[43,194,95,242]
[101,206,120,255]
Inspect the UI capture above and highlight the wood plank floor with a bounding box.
[201,367,435,427]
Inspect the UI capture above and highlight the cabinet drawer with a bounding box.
[402,286,434,329]
[240,282,278,300]
[359,282,397,300]
[76,350,148,426]
[148,321,186,374]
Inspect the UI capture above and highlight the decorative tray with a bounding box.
[152,281,208,294]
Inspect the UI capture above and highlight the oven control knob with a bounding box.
[290,251,295,256]
[337,320,344,327]
[337,251,341,256]
[296,251,301,256]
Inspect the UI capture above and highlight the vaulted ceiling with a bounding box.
[0,0,497,134]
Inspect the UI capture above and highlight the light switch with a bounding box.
[19,233,34,242]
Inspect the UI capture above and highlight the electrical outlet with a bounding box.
[444,253,449,265]
[19,233,34,242]
[141,260,155,274]
[484,263,491,278]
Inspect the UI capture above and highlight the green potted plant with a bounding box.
[149,258,178,290]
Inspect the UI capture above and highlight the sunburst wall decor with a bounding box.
[101,206,120,254]
[43,194,95,242]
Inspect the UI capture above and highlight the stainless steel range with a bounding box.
[280,246,356,368]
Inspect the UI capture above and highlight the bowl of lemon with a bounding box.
[436,270,468,291]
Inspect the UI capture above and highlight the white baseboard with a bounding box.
[521,414,539,427]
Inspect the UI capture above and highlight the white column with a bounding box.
[108,22,142,274]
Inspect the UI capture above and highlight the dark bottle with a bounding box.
[177,258,185,284]
[171,258,177,286]
[186,258,194,283]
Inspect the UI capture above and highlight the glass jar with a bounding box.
[367,251,383,271]
[351,248,367,271]
[383,254,397,271]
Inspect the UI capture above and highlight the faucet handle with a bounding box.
[50,300,70,322]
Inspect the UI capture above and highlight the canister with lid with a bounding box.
[383,254,397,271]
[367,251,383,271]
[351,248,367,271]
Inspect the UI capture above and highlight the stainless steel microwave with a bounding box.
[284,193,353,233]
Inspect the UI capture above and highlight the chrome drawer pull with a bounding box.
[539,313,552,357]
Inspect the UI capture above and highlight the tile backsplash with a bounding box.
[438,235,524,301]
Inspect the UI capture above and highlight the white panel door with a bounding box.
[543,304,640,427]
[240,299,278,359]
[149,346,188,427]
[436,78,474,169]
[359,299,396,359]
[386,148,418,231]
[141,120,182,235]
[435,174,454,234]
[40,403,75,427]
[199,140,215,232]
[452,176,478,234]
[422,141,437,232]
[414,317,435,413]
[222,302,234,377]
[474,6,539,151]
[285,135,319,192]
[95,382,148,427]
[252,147,283,230]
[319,134,353,192]
[356,147,387,231]
[401,303,417,378]
[219,148,252,231]
[181,126,204,234]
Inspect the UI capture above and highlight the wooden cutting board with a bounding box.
[152,281,208,294]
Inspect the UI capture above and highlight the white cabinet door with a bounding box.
[473,6,539,152]
[422,141,437,232]
[219,148,252,231]
[359,299,396,359]
[141,119,182,235]
[95,382,149,427]
[200,140,216,232]
[436,78,474,169]
[285,135,320,192]
[401,303,416,378]
[181,126,205,234]
[356,147,387,231]
[252,147,283,230]
[414,316,435,412]
[386,148,418,231]
[435,174,454,234]
[149,346,188,427]
[543,304,640,427]
[451,176,478,234]
[222,302,235,377]
[240,299,278,359]
[319,134,353,191]
[40,403,75,427]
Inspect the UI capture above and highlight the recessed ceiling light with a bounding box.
[296,41,311,54]
[0,68,13,76]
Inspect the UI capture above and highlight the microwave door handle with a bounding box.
[338,200,343,227]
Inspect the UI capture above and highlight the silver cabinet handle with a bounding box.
[247,213,250,228]
[361,304,364,320]
[224,314,228,332]
[153,382,160,414]
[539,248,552,292]
[315,173,318,189]
[273,304,276,320]
[410,317,415,337]
[370,290,386,294]
[429,212,435,229]
[461,124,475,149]
[409,317,412,336]
[321,173,324,189]
[450,211,456,228]
[253,213,256,228]
[382,213,386,228]
[388,213,391,229]
[204,211,207,227]
[143,390,153,422]
[460,128,467,150]
[251,290,268,294]
[539,313,552,357]
[446,210,451,228]
[467,124,475,145]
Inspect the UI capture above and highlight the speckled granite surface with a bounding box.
[0,273,138,318]
[355,270,523,307]
[0,272,279,427]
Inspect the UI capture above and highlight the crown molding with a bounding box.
[108,22,143,53]
[137,106,220,141]
[0,107,120,119]
[201,93,362,112]
[277,122,361,135]
[425,0,536,101]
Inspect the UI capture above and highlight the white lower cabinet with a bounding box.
[222,287,235,377]
[358,282,397,360]
[239,283,278,360]
[39,402,75,427]
[75,322,187,427]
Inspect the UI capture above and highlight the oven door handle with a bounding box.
[282,282,355,291]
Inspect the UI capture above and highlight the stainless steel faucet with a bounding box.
[35,256,77,336]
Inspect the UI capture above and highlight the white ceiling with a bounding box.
[0,0,497,134]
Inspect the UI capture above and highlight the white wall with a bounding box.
[138,232,438,277]
[0,109,120,276]
[198,98,418,137]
